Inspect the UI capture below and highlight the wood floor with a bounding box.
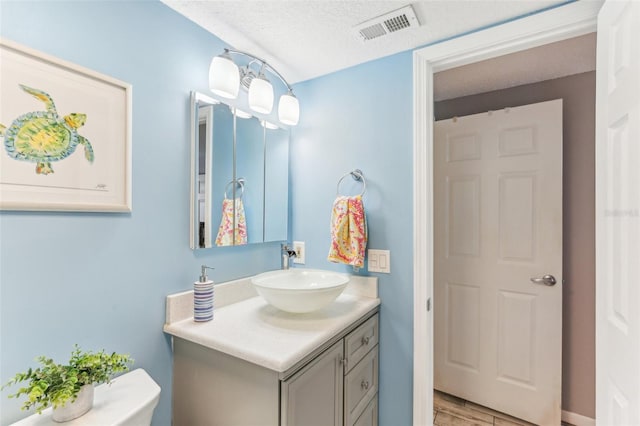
[433,390,573,426]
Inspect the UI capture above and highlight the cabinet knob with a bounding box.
[361,379,370,390]
[361,336,370,346]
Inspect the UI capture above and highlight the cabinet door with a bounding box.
[352,395,378,426]
[281,340,344,426]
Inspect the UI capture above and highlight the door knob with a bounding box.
[530,274,557,286]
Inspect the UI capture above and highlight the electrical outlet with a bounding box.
[293,241,305,264]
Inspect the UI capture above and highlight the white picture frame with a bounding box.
[0,38,132,212]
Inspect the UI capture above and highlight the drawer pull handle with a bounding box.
[361,379,370,390]
[361,336,371,345]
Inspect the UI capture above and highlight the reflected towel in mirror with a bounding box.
[215,198,248,246]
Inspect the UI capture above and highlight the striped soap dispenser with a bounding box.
[194,265,214,322]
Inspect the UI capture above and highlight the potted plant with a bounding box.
[2,345,133,422]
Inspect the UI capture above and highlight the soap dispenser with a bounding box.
[194,265,214,322]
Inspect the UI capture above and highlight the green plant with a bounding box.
[2,345,133,414]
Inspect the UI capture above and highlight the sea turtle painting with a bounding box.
[0,84,94,175]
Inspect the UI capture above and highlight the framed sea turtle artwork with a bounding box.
[0,38,132,212]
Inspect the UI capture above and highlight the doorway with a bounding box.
[412,2,602,425]
[433,99,565,425]
[432,32,597,425]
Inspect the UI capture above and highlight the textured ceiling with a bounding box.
[434,32,597,101]
[161,0,571,84]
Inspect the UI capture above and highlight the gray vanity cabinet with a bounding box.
[281,340,344,426]
[282,313,379,426]
[172,311,379,426]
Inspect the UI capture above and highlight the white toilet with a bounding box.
[12,369,161,426]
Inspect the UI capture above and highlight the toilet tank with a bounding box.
[12,368,161,426]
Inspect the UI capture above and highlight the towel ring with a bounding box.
[336,169,366,196]
[224,178,245,199]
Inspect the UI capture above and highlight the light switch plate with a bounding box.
[368,249,391,273]
[293,241,305,264]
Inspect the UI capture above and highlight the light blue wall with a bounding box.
[1,1,579,425]
[0,2,282,424]
[1,1,414,423]
[290,52,414,425]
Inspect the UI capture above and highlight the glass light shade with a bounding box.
[235,109,252,119]
[261,120,279,129]
[248,77,274,114]
[278,93,300,126]
[209,54,239,99]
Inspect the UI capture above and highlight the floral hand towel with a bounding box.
[327,195,367,267]
[215,198,248,246]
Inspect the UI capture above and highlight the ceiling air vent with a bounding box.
[354,5,420,42]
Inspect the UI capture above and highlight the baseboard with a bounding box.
[562,410,595,426]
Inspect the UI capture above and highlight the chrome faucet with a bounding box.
[281,244,297,270]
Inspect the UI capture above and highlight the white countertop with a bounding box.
[163,275,379,373]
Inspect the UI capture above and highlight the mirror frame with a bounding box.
[189,91,289,250]
[190,92,218,249]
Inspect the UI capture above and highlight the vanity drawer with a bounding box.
[345,314,378,373]
[344,346,378,426]
[352,394,378,426]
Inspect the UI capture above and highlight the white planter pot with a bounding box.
[52,384,94,423]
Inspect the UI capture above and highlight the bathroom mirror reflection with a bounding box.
[190,91,289,249]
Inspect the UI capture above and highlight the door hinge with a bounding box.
[426,298,431,312]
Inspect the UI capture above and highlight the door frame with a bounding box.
[412,2,601,425]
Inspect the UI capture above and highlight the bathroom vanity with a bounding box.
[163,275,380,426]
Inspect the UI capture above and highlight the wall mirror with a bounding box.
[190,91,289,249]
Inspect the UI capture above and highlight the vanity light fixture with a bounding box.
[278,91,299,126]
[209,51,240,99]
[209,48,300,126]
[234,108,252,119]
[261,120,279,130]
[248,73,274,114]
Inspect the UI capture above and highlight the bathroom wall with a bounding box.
[0,2,281,424]
[290,52,414,425]
[435,71,596,418]
[1,2,581,425]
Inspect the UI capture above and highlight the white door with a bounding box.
[596,1,640,424]
[434,100,563,425]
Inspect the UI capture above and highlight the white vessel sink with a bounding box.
[251,269,349,313]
